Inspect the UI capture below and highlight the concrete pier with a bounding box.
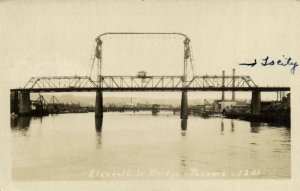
[10,91,19,114]
[95,90,103,118]
[251,91,261,115]
[180,91,188,119]
[19,91,31,115]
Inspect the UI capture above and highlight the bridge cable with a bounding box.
[89,56,96,78]
[189,43,196,78]
[88,43,97,78]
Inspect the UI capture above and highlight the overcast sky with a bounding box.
[1,0,299,101]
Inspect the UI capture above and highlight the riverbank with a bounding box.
[225,110,290,126]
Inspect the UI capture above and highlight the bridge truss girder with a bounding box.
[21,75,257,90]
[188,75,257,88]
[100,76,184,88]
[24,76,97,89]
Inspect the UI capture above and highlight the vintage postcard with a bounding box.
[0,0,300,191]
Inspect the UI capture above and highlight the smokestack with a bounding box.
[222,70,225,101]
[232,68,235,101]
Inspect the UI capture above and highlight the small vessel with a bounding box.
[151,104,160,115]
[151,108,160,115]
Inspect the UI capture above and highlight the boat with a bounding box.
[151,108,160,115]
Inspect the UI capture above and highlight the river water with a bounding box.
[11,112,290,180]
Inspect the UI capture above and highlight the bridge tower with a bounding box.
[93,33,195,122]
[95,37,104,119]
[180,37,190,119]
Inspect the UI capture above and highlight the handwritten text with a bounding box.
[239,56,298,74]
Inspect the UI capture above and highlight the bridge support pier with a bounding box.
[251,91,261,115]
[19,91,31,115]
[95,90,103,118]
[10,90,19,114]
[180,91,188,119]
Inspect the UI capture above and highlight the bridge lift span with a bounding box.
[93,32,195,119]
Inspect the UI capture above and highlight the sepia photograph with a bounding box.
[1,0,300,191]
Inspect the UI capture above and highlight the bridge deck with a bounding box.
[11,75,290,92]
[10,87,290,92]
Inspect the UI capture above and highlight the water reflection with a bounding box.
[38,117,43,124]
[96,131,102,148]
[250,122,261,133]
[231,119,235,133]
[180,157,187,176]
[10,116,47,130]
[180,119,188,176]
[95,117,103,147]
[11,116,31,129]
[181,119,187,133]
[11,116,32,136]
[180,125,188,176]
[220,120,236,135]
[10,117,18,128]
[11,113,291,180]
[95,117,103,132]
[220,120,224,135]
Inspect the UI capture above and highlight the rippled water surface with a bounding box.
[11,112,290,180]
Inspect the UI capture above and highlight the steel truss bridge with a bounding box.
[10,32,291,122]
[11,75,290,92]
[10,32,290,93]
